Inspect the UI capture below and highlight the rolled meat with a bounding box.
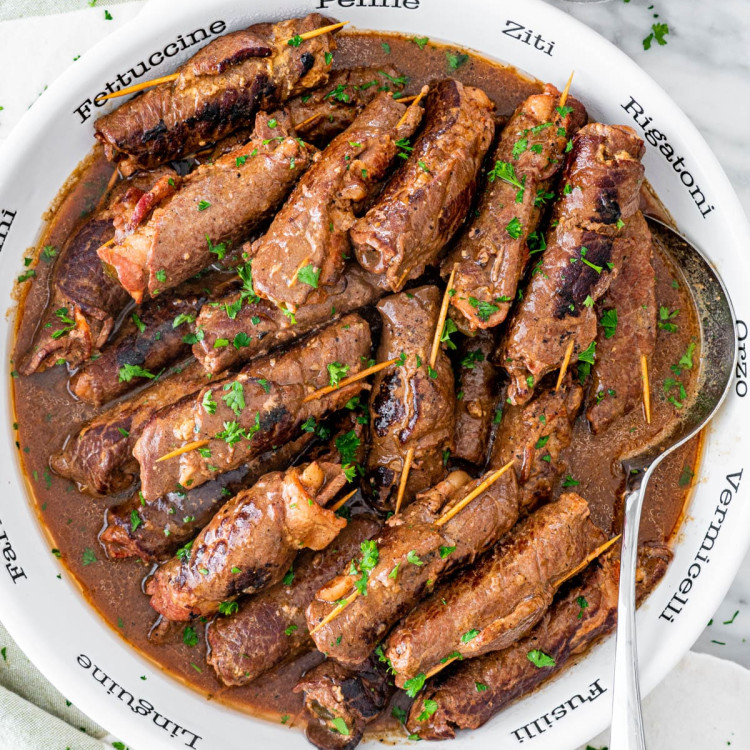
[489,374,583,512]
[146,462,348,620]
[351,79,495,291]
[98,111,314,302]
[452,330,499,466]
[445,83,587,331]
[500,123,646,405]
[295,654,393,750]
[363,286,455,512]
[99,433,313,562]
[406,544,671,739]
[384,492,606,686]
[50,361,208,496]
[288,65,408,146]
[134,314,372,500]
[193,264,386,375]
[207,514,381,686]
[70,282,235,406]
[587,211,657,433]
[19,168,175,374]
[94,13,339,173]
[250,92,423,312]
[307,468,520,667]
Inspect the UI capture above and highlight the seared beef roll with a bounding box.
[384,493,606,686]
[94,14,339,173]
[363,286,455,512]
[307,469,520,667]
[250,93,423,312]
[500,123,646,405]
[446,84,587,330]
[351,79,495,291]
[99,111,314,302]
[147,462,347,621]
[208,514,381,686]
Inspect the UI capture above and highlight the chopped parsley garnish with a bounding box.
[475,681,488,692]
[118,363,156,382]
[130,509,142,532]
[461,629,479,644]
[643,22,669,50]
[287,34,303,47]
[577,595,589,619]
[176,540,193,562]
[679,464,694,487]
[601,308,618,339]
[527,649,555,668]
[282,564,294,586]
[325,51,333,65]
[446,50,469,70]
[534,435,550,450]
[327,361,349,388]
[206,234,226,260]
[82,547,97,566]
[417,699,438,722]
[131,312,146,333]
[577,341,596,384]
[51,307,76,339]
[237,261,260,304]
[439,545,456,558]
[658,306,679,333]
[412,36,429,49]
[218,601,239,616]
[155,269,167,283]
[17,269,36,283]
[468,296,499,322]
[300,417,316,433]
[395,137,413,160]
[330,717,349,736]
[506,217,523,239]
[335,430,360,465]
[403,673,427,698]
[215,421,246,447]
[406,550,424,566]
[460,350,485,369]
[562,474,581,487]
[351,540,379,596]
[172,313,195,328]
[197,200,211,211]
[298,264,320,289]
[41,245,58,262]
[221,381,245,417]
[202,390,217,415]
[487,160,526,202]
[183,626,199,647]
[392,705,407,723]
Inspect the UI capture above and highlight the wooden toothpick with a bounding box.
[559,71,575,108]
[301,358,398,403]
[330,488,357,513]
[308,588,359,636]
[556,339,576,391]
[396,85,429,129]
[155,439,211,464]
[394,447,415,516]
[641,354,651,424]
[429,264,457,369]
[435,460,515,527]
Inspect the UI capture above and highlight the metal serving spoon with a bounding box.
[609,217,737,750]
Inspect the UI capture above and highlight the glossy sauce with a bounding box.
[11,30,701,739]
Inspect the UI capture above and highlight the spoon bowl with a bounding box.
[610,216,737,750]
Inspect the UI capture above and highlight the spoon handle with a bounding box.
[610,486,648,750]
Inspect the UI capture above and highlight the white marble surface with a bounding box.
[0,1,748,747]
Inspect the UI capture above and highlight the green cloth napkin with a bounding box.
[0,621,112,750]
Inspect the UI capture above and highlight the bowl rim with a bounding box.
[0,1,748,749]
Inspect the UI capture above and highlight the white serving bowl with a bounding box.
[0,1,747,749]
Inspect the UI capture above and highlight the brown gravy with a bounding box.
[11,30,702,738]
